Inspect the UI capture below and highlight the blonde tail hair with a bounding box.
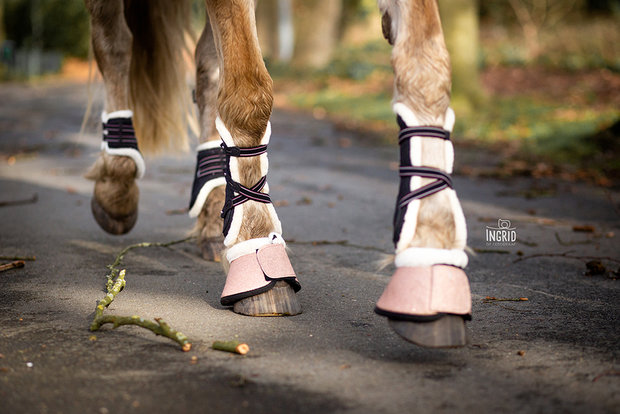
[124,0,196,154]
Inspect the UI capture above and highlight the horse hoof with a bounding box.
[198,236,224,262]
[90,197,138,235]
[233,281,302,316]
[388,315,467,348]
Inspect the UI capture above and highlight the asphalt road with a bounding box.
[0,81,618,414]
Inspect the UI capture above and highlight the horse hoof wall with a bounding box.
[233,281,301,317]
[91,197,138,235]
[388,315,467,348]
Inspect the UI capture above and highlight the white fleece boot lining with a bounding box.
[395,247,468,269]
[225,232,286,263]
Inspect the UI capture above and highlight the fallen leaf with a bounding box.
[573,225,595,233]
[585,260,606,276]
[338,137,352,148]
[165,207,188,215]
[296,196,312,206]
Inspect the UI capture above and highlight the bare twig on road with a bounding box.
[593,370,620,382]
[289,239,388,254]
[555,232,592,246]
[474,248,510,254]
[482,296,528,303]
[90,237,194,352]
[513,251,620,264]
[212,341,250,355]
[103,237,193,292]
[0,255,36,261]
[0,261,25,272]
[0,193,38,207]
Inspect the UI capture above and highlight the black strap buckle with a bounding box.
[221,141,268,158]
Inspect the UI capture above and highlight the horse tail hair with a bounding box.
[124,0,196,154]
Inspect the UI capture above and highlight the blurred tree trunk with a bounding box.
[277,0,294,61]
[438,0,485,116]
[255,0,296,63]
[292,0,342,68]
[0,1,5,44]
[256,0,280,60]
[507,0,583,62]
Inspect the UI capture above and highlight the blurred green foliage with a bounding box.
[3,0,89,58]
[270,32,619,179]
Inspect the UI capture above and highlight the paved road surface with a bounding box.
[0,81,618,413]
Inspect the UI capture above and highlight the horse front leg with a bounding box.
[205,0,301,316]
[375,0,471,347]
[84,0,143,235]
[189,19,226,262]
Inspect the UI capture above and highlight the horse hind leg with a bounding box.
[375,0,470,347]
[205,0,300,316]
[85,0,140,235]
[189,18,226,262]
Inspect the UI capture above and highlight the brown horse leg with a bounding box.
[191,18,226,261]
[375,0,470,347]
[205,0,300,316]
[84,0,139,235]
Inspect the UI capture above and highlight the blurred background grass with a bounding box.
[1,0,618,184]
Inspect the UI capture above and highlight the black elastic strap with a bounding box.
[103,117,139,151]
[220,141,272,236]
[397,166,453,208]
[221,141,268,158]
[393,117,453,246]
[398,126,450,144]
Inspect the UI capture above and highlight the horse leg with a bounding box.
[189,19,226,262]
[205,0,301,316]
[375,0,471,347]
[84,0,142,235]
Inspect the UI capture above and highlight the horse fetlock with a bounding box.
[237,201,278,243]
[86,152,137,181]
[193,186,225,262]
[409,193,457,249]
